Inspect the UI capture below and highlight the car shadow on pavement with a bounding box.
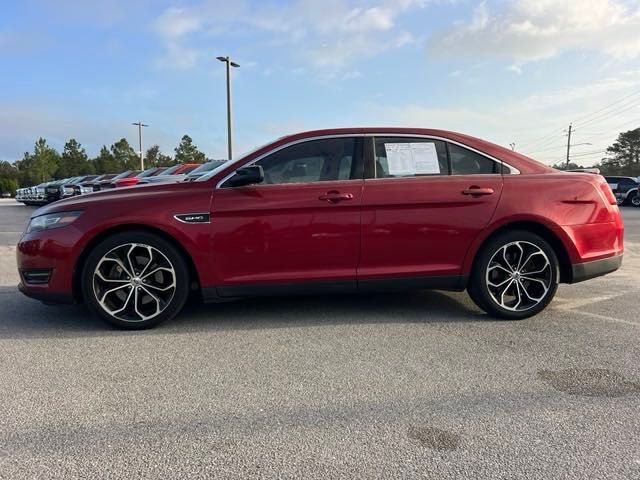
[0,286,486,339]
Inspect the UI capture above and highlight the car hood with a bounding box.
[32,181,202,217]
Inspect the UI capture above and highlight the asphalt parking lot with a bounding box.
[1,199,639,479]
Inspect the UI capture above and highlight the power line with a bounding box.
[574,96,640,129]
[572,88,640,125]
[518,87,640,153]
[518,128,566,152]
[526,143,567,154]
[569,149,607,158]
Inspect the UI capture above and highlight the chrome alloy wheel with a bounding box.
[92,243,176,322]
[485,241,552,312]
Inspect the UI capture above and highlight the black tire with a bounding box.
[81,230,190,329]
[631,193,640,208]
[468,230,560,320]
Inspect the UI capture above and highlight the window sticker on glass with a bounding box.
[385,142,440,175]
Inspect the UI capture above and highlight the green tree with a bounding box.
[0,178,18,196]
[597,128,640,176]
[552,162,585,171]
[174,135,206,164]
[111,138,140,171]
[93,145,119,174]
[145,145,174,167]
[0,161,19,181]
[15,138,60,185]
[57,139,94,177]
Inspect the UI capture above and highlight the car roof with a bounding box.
[243,128,554,174]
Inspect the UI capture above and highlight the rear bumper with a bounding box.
[570,254,623,283]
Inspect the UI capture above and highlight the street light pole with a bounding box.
[132,122,149,170]
[217,56,240,160]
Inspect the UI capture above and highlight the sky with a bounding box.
[1,0,640,166]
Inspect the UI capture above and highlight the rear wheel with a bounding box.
[468,230,560,320]
[82,231,189,329]
[631,193,640,207]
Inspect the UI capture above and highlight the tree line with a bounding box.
[0,134,210,195]
[2,128,638,196]
[553,127,640,176]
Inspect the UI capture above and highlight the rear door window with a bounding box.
[448,144,501,175]
[373,137,448,178]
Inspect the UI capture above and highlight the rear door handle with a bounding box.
[319,191,354,203]
[462,186,494,196]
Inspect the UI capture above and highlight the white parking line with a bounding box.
[559,308,640,327]
[555,293,627,311]
[554,292,640,327]
[553,292,640,326]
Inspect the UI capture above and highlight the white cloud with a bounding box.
[344,7,395,32]
[154,7,203,38]
[152,0,427,70]
[361,71,640,165]
[342,70,363,80]
[507,64,522,75]
[428,0,640,64]
[155,41,202,70]
[394,31,415,47]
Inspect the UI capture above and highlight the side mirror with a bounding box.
[226,165,264,187]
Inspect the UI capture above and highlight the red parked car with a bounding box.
[136,163,202,184]
[17,128,624,329]
[113,167,167,188]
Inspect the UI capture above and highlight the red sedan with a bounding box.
[17,128,624,329]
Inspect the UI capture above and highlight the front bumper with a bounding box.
[17,227,84,304]
[18,282,74,304]
[571,254,623,283]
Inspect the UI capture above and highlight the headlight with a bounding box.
[26,211,82,233]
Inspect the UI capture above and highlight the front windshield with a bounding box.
[194,140,277,182]
[112,171,132,180]
[160,165,181,175]
[188,161,226,176]
[137,168,157,178]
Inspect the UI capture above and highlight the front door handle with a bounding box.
[319,191,354,203]
[462,186,495,196]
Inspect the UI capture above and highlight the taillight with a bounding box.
[598,181,617,205]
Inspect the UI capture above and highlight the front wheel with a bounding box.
[468,230,560,320]
[81,231,190,329]
[631,193,640,208]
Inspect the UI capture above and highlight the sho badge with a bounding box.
[174,213,210,223]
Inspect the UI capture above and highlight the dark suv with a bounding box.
[604,176,639,206]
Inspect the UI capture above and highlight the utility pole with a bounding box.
[565,123,573,168]
[132,122,148,170]
[216,56,240,160]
